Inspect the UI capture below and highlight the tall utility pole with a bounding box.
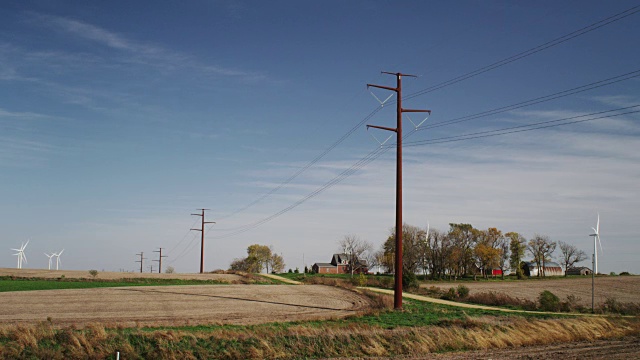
[135,252,146,273]
[153,247,168,274]
[191,209,215,274]
[367,72,430,310]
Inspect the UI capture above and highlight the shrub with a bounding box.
[467,291,537,310]
[560,294,585,312]
[619,271,631,276]
[456,285,469,298]
[88,270,98,278]
[441,287,457,301]
[539,290,561,312]
[402,270,418,291]
[357,273,367,287]
[165,266,175,274]
[610,272,617,276]
[601,297,640,315]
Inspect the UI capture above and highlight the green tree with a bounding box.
[269,253,285,273]
[247,244,273,273]
[507,232,526,279]
[382,223,426,275]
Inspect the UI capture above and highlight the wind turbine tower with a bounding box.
[11,240,29,269]
[53,249,65,270]
[45,253,55,270]
[589,214,603,274]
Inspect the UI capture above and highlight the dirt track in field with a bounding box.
[340,336,640,360]
[422,276,640,306]
[0,285,371,327]
[0,268,243,282]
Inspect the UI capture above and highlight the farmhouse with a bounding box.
[566,266,592,276]
[312,253,368,274]
[522,261,564,277]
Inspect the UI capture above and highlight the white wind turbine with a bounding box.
[589,214,603,274]
[11,240,29,269]
[45,253,55,270]
[53,249,64,270]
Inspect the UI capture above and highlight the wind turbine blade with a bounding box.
[596,213,600,234]
[598,235,603,253]
[59,249,64,256]
[23,240,29,250]
[22,253,27,264]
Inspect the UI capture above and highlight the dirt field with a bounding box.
[0,284,371,327]
[0,268,243,282]
[342,336,640,360]
[422,276,640,306]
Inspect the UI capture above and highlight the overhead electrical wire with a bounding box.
[402,4,640,102]
[211,4,640,221]
[400,105,640,148]
[209,72,640,239]
[417,69,640,131]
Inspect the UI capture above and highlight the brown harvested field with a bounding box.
[422,276,640,306]
[0,285,371,328]
[0,268,243,282]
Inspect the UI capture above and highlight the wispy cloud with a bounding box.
[28,12,267,81]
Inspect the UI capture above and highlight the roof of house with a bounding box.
[313,263,335,267]
[567,266,592,271]
[524,261,562,268]
[331,253,368,266]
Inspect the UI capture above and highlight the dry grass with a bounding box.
[1,316,637,359]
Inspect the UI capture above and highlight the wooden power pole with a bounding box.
[191,209,215,273]
[367,72,430,310]
[153,247,168,274]
[135,252,146,273]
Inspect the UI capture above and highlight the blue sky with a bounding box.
[1,1,639,274]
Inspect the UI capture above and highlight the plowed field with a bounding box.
[422,276,639,306]
[0,285,371,327]
[0,268,243,282]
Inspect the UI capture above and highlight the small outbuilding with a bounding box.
[522,261,564,277]
[566,266,592,276]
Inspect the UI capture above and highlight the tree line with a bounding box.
[367,223,587,279]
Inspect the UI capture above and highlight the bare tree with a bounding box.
[528,234,556,277]
[338,235,372,277]
[558,241,587,276]
[528,235,545,277]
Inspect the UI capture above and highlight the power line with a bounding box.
[210,72,639,239]
[416,69,640,131]
[402,4,640,102]
[211,5,640,221]
[400,105,640,148]
[166,217,200,257]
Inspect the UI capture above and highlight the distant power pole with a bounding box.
[191,209,215,274]
[148,264,154,273]
[153,247,168,274]
[367,72,430,310]
[135,252,146,273]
